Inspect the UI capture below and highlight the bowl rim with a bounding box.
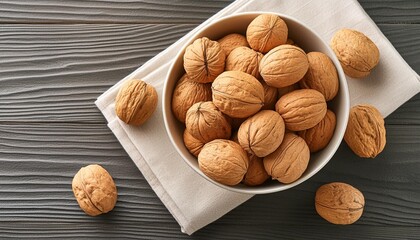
[162,11,350,194]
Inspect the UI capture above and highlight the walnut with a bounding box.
[263,133,310,184]
[198,139,249,186]
[285,38,299,47]
[238,110,285,157]
[246,14,288,53]
[299,52,339,101]
[275,89,327,131]
[72,164,117,216]
[243,154,270,186]
[299,109,336,152]
[218,33,249,56]
[212,71,264,118]
[172,74,212,123]
[331,29,380,78]
[315,182,365,225]
[225,46,264,79]
[184,37,226,83]
[185,101,231,143]
[183,129,205,157]
[261,81,278,110]
[344,104,386,158]
[115,79,158,126]
[277,83,299,98]
[260,45,309,88]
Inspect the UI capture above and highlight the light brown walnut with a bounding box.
[299,52,339,101]
[263,133,310,184]
[115,79,158,126]
[260,45,309,88]
[315,182,365,225]
[331,29,380,78]
[275,89,327,131]
[261,81,278,110]
[198,139,249,186]
[218,33,249,56]
[243,154,270,186]
[246,14,288,53]
[184,37,226,83]
[72,164,118,216]
[212,71,264,118]
[185,101,231,143]
[183,129,205,157]
[344,104,386,158]
[277,83,299,98]
[226,46,264,79]
[238,110,285,157]
[299,109,336,152]
[172,74,212,123]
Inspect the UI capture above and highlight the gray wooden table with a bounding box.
[0,0,419,239]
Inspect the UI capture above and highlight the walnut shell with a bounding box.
[299,109,336,152]
[172,74,212,123]
[344,104,386,158]
[212,71,264,118]
[260,45,309,88]
[315,182,365,225]
[277,83,299,98]
[238,110,285,157]
[226,47,264,79]
[184,37,226,83]
[72,164,117,216]
[183,129,205,157]
[261,81,278,110]
[218,33,249,56]
[276,89,327,131]
[198,139,249,186]
[331,29,379,78]
[185,101,231,143]
[243,154,270,186]
[285,38,298,47]
[115,79,158,126]
[246,14,288,53]
[263,133,310,184]
[299,52,339,101]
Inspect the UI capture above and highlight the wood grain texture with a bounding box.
[0,0,419,239]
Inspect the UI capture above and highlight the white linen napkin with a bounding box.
[95,0,420,235]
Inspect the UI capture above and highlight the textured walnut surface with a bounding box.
[226,46,263,79]
[218,33,249,56]
[243,154,269,186]
[315,182,365,225]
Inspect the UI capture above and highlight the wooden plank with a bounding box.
[0,24,418,124]
[0,0,234,24]
[0,123,418,238]
[0,0,418,24]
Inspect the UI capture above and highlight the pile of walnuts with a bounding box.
[172,14,342,187]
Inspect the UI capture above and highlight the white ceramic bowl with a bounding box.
[163,12,349,194]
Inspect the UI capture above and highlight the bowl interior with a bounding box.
[163,12,349,194]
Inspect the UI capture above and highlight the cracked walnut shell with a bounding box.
[315,182,365,225]
[115,79,158,126]
[185,101,231,143]
[198,139,249,186]
[72,164,117,216]
[331,29,379,78]
[263,133,310,184]
[172,74,212,123]
[299,109,336,153]
[260,45,309,88]
[243,154,270,186]
[246,14,288,53]
[238,110,285,157]
[299,52,339,101]
[225,46,264,79]
[184,37,226,83]
[344,104,386,158]
[276,89,327,131]
[212,71,264,118]
[218,33,249,56]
